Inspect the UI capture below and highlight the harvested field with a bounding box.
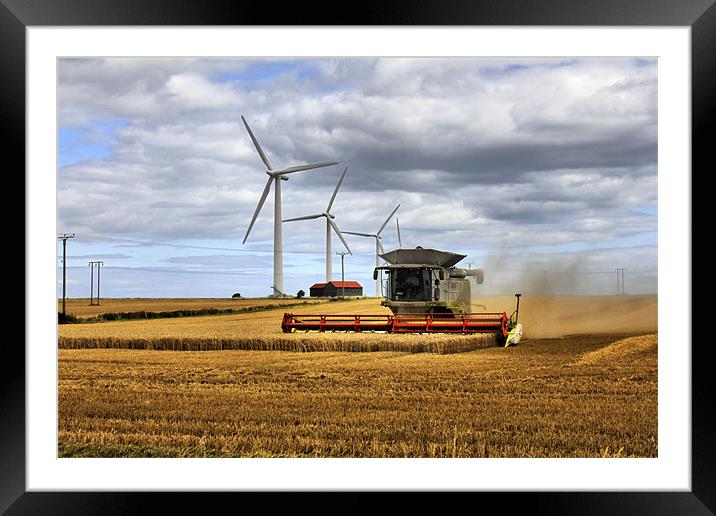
[575,333,658,365]
[59,297,331,319]
[58,333,658,458]
[58,296,657,353]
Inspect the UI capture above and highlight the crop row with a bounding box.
[58,333,498,354]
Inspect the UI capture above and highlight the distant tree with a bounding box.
[232,292,241,299]
[296,290,305,299]
[58,312,79,324]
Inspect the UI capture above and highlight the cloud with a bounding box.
[57,57,658,296]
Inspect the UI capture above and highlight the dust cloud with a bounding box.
[467,251,657,337]
[470,295,658,339]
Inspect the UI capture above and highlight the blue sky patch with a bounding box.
[633,58,656,67]
[631,206,657,216]
[504,64,528,73]
[214,61,313,86]
[479,60,577,79]
[58,118,128,168]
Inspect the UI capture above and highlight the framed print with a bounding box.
[6,0,711,513]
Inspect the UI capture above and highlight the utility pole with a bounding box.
[58,233,75,316]
[336,251,349,298]
[97,261,103,305]
[89,261,103,305]
[615,268,626,295]
[89,262,94,305]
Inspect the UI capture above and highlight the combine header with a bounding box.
[282,247,524,346]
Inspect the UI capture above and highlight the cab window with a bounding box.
[391,268,430,301]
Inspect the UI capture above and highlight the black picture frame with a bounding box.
[6,0,709,513]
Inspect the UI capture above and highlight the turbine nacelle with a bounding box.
[267,162,339,179]
[241,114,339,246]
[281,166,352,257]
[343,204,400,258]
[266,171,289,181]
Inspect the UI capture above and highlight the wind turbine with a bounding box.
[283,166,352,282]
[344,204,400,296]
[396,217,403,248]
[241,115,338,295]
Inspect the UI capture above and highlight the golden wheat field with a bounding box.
[58,333,657,458]
[59,298,499,353]
[58,296,657,353]
[59,296,328,319]
[58,295,658,458]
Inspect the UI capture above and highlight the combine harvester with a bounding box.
[282,247,523,346]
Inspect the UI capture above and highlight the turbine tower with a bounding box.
[283,166,352,282]
[344,204,400,296]
[241,115,338,295]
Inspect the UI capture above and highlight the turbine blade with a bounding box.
[326,166,348,212]
[275,162,338,175]
[242,176,273,244]
[396,218,402,247]
[377,204,400,235]
[342,231,374,238]
[377,238,385,255]
[328,218,351,255]
[282,213,323,222]
[241,116,272,171]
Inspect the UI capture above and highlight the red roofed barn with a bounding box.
[309,281,363,297]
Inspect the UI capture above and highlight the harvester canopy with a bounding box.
[380,248,466,268]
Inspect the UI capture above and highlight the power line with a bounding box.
[486,268,655,275]
[59,265,320,277]
[74,233,377,256]
[69,234,658,270]
[57,264,657,278]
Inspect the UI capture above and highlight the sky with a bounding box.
[57,57,658,298]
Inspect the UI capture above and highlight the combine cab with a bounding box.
[375,247,482,315]
[281,246,524,346]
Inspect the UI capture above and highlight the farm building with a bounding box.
[309,281,363,297]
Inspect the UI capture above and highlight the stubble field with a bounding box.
[57,295,658,458]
